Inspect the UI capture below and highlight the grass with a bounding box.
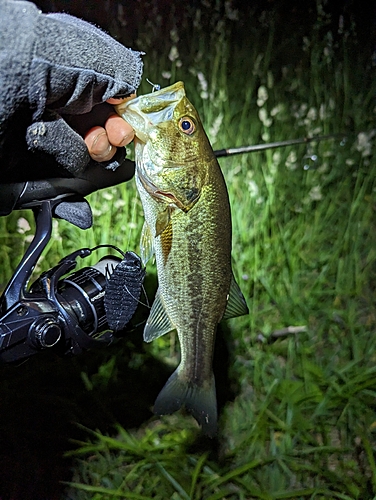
[1,1,376,498]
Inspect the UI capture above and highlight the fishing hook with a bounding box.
[146,78,161,92]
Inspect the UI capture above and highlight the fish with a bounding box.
[116,82,248,436]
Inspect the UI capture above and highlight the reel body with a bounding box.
[0,174,144,363]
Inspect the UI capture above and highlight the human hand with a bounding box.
[84,95,136,162]
[25,9,143,175]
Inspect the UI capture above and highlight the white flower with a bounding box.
[101,191,113,201]
[257,85,268,107]
[197,71,209,100]
[270,104,283,117]
[17,217,31,234]
[304,107,317,124]
[308,186,323,201]
[168,46,179,62]
[162,71,171,79]
[52,219,62,244]
[356,131,375,157]
[197,71,208,92]
[302,36,310,51]
[310,126,322,135]
[208,113,223,142]
[264,174,274,185]
[272,151,281,165]
[225,1,239,20]
[317,161,329,173]
[258,107,267,123]
[258,108,272,127]
[319,104,328,120]
[285,151,298,171]
[92,207,104,217]
[170,28,179,44]
[292,103,308,119]
[114,199,126,209]
[248,179,259,198]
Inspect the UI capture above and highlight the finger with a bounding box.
[85,126,116,162]
[106,93,137,105]
[105,114,134,147]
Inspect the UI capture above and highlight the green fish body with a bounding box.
[116,82,248,435]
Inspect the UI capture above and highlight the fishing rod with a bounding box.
[213,132,353,158]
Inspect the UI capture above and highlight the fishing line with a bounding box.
[146,78,161,92]
[90,243,126,257]
[121,317,147,333]
[126,192,138,250]
[122,186,151,310]
[91,242,150,311]
[106,265,150,310]
[122,282,150,310]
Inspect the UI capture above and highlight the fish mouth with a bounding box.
[115,82,186,141]
[137,169,199,212]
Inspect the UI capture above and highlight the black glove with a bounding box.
[0,1,143,179]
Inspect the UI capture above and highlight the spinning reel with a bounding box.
[0,162,145,363]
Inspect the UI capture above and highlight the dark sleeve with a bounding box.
[0,1,38,145]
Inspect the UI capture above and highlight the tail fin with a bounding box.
[153,368,217,437]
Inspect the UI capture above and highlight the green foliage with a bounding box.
[2,1,376,498]
[65,419,351,500]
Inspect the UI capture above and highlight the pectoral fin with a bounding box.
[222,274,249,320]
[143,288,175,342]
[140,221,154,265]
[155,206,172,237]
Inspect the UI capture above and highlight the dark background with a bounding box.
[34,0,376,53]
[0,0,375,498]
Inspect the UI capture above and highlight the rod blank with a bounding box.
[214,132,349,158]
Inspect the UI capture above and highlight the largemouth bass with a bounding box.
[116,82,248,436]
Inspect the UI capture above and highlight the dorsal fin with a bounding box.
[222,274,249,321]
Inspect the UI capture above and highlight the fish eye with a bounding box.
[179,117,195,135]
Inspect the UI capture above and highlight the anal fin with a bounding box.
[143,288,175,342]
